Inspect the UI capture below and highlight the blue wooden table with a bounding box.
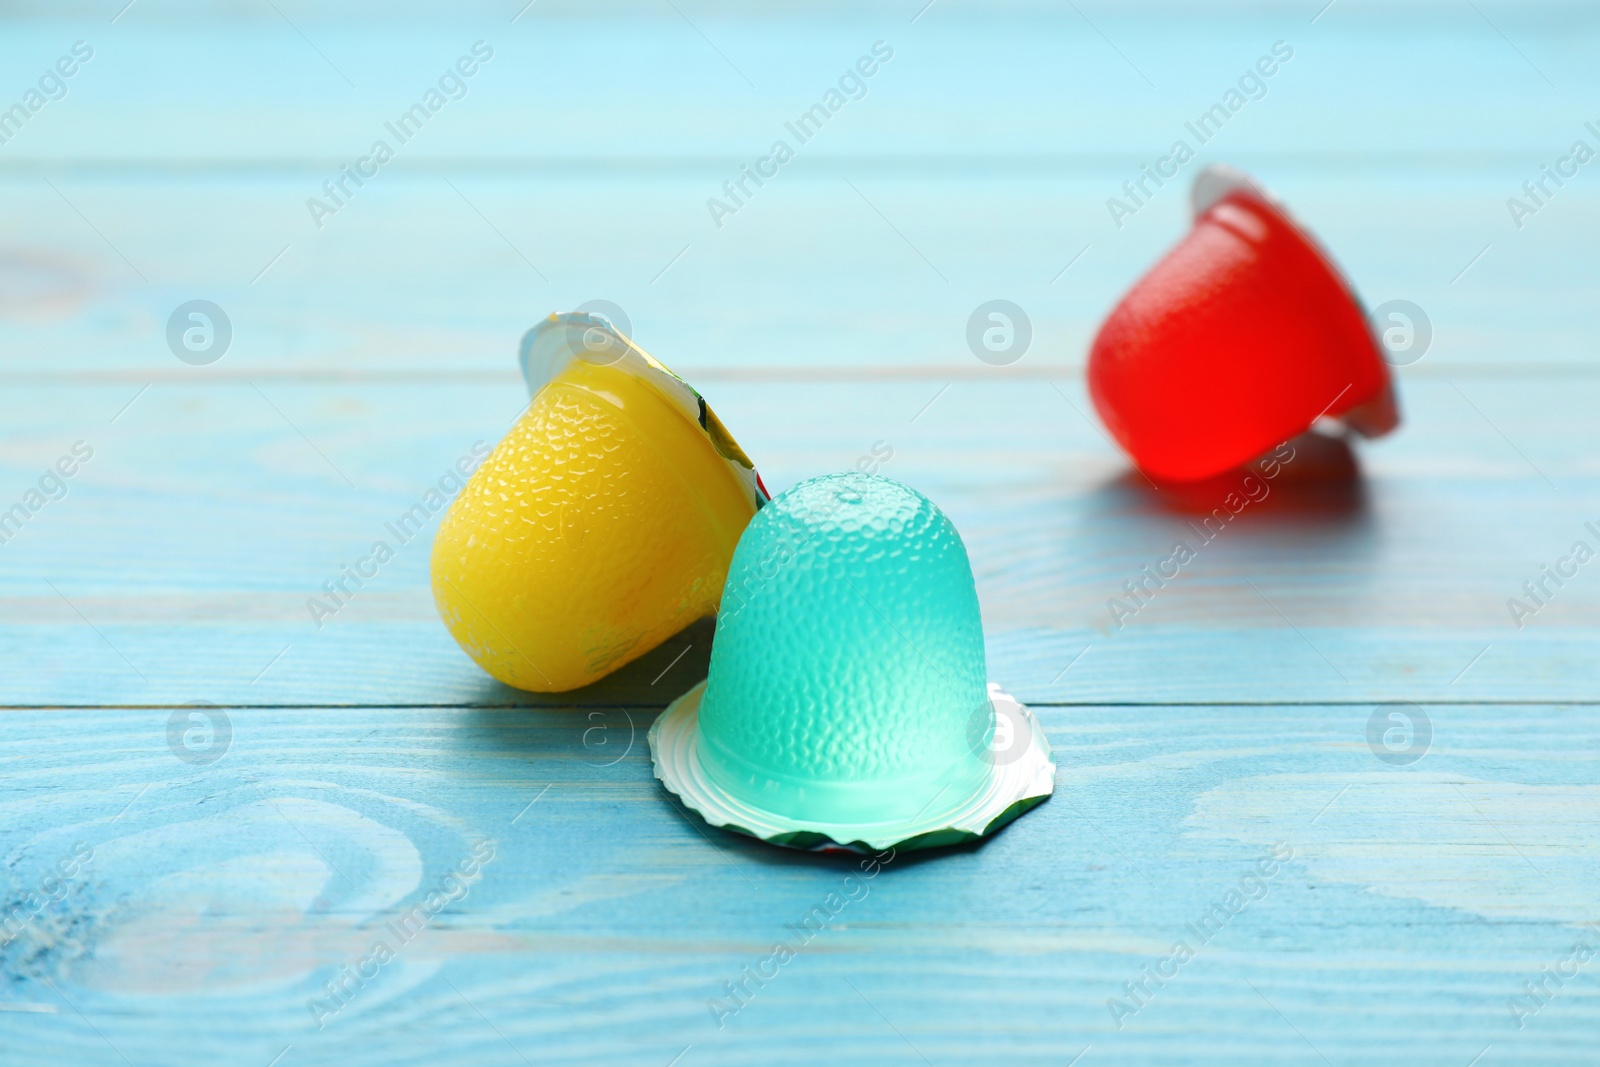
[3,2,1599,1064]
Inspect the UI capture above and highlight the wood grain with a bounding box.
[0,167,1595,377]
[0,375,1595,706]
[4,702,1600,1065]
[3,5,1598,1065]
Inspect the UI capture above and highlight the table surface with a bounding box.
[4,2,1599,1064]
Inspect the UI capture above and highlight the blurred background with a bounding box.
[3,0,1597,709]
[5,4,1600,1066]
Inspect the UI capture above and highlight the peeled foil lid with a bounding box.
[518,311,769,511]
[649,681,1056,853]
[1189,162,1279,218]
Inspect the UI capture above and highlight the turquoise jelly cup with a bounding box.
[649,472,1055,852]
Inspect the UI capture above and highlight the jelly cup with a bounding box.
[1088,165,1400,483]
[431,312,768,693]
[649,473,1055,852]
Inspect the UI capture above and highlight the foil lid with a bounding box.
[651,682,1055,853]
[519,311,769,511]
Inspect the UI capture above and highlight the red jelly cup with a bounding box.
[1088,165,1399,483]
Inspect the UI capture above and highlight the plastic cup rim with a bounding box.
[648,679,1055,852]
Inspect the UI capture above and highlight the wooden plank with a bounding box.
[1,5,1596,1064]
[2,5,1595,164]
[3,7,1599,376]
[1,375,1595,706]
[2,701,1598,1064]
[1,165,1596,376]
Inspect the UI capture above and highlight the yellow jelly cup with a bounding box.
[431,312,767,692]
